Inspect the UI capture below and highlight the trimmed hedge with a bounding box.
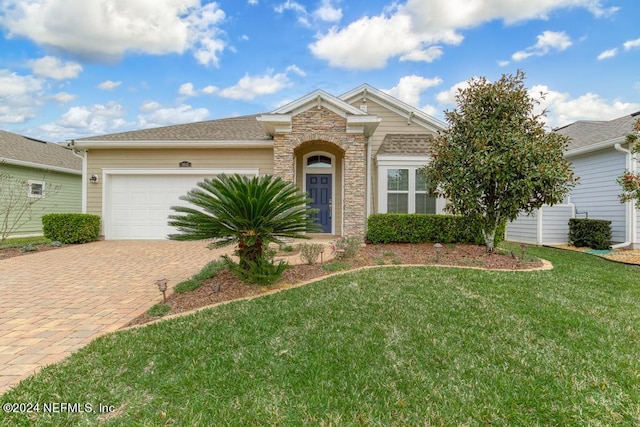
[42,213,101,244]
[367,214,505,245]
[568,218,612,250]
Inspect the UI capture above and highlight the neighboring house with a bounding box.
[0,130,82,238]
[506,112,640,248]
[70,84,447,240]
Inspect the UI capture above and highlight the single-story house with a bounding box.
[506,111,640,249]
[0,130,82,238]
[70,84,448,240]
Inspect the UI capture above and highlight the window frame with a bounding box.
[377,157,440,214]
[27,180,45,198]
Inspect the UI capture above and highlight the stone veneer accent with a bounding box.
[273,107,366,239]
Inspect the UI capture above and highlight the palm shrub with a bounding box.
[168,174,319,273]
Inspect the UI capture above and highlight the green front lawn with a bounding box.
[2,246,639,425]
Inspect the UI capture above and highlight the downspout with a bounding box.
[69,140,87,213]
[611,143,636,249]
[366,136,372,218]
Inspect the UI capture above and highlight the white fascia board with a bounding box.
[564,136,626,158]
[257,114,292,135]
[346,116,382,135]
[340,84,447,131]
[72,140,273,149]
[272,89,367,117]
[0,157,82,175]
[376,155,431,166]
[102,168,260,176]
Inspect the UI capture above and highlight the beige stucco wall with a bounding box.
[86,148,274,217]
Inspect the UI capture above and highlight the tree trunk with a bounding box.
[482,226,496,253]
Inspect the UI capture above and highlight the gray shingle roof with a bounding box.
[555,112,640,151]
[0,130,81,171]
[377,134,434,156]
[75,114,270,142]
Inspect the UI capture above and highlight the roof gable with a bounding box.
[258,89,381,136]
[271,89,368,118]
[0,130,81,172]
[339,84,446,133]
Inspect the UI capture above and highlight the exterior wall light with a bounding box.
[89,175,99,184]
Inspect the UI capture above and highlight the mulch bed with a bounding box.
[0,243,63,260]
[123,243,542,328]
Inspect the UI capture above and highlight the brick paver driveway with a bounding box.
[0,240,224,395]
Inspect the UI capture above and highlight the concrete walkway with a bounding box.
[0,240,227,395]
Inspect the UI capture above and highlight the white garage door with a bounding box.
[106,174,212,240]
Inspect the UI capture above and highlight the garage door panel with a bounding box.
[106,174,211,240]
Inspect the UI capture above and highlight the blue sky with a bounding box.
[0,0,639,142]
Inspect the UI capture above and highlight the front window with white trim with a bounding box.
[380,166,436,214]
[28,180,45,198]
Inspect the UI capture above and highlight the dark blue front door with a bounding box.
[306,174,332,233]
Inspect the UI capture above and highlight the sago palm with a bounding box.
[168,174,319,268]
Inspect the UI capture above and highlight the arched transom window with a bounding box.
[306,155,332,168]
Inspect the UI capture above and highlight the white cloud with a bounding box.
[178,82,198,97]
[185,2,227,66]
[310,0,611,70]
[402,0,617,30]
[0,70,42,97]
[275,0,307,14]
[597,48,617,60]
[310,14,458,69]
[219,71,291,101]
[313,0,342,22]
[218,66,303,100]
[0,70,43,123]
[531,85,640,128]
[140,101,161,111]
[39,102,131,140]
[274,0,310,26]
[248,0,258,4]
[0,1,227,66]
[28,56,82,80]
[497,59,510,67]
[384,75,443,107]
[399,46,444,63]
[202,85,219,95]
[623,38,640,50]
[52,92,76,103]
[286,64,306,76]
[241,34,249,41]
[138,104,209,128]
[98,80,122,90]
[511,31,572,62]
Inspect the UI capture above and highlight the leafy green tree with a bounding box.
[616,118,640,202]
[168,174,319,268]
[421,70,576,252]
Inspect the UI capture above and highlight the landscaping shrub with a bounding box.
[42,213,100,244]
[299,243,324,264]
[222,255,289,285]
[568,218,612,250]
[333,237,361,258]
[367,214,505,245]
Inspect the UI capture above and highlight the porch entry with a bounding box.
[306,174,332,233]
